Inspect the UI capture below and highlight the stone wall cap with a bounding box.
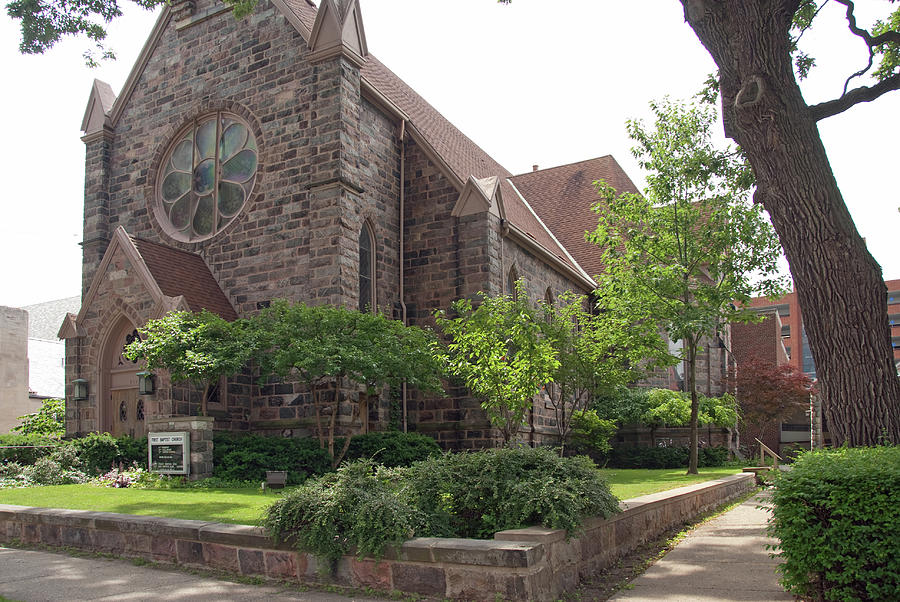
[494,526,566,544]
[429,537,543,568]
[619,473,754,512]
[198,523,271,548]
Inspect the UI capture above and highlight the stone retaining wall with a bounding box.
[0,473,754,600]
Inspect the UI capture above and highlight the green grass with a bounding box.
[599,466,743,499]
[0,486,275,525]
[0,467,742,526]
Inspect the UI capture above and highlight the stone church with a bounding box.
[60,0,732,448]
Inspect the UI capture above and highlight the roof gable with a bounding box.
[509,156,640,279]
[67,227,236,338]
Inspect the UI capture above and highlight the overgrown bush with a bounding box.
[403,446,620,539]
[213,432,332,484]
[0,433,59,465]
[569,409,617,457]
[609,445,730,469]
[768,446,900,601]
[12,398,65,437]
[263,447,620,566]
[71,433,147,474]
[340,431,442,467]
[264,460,419,564]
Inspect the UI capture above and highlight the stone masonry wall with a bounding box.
[0,474,755,600]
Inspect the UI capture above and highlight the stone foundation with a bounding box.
[0,474,754,600]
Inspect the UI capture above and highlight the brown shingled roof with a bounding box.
[280,0,578,272]
[509,156,640,279]
[131,237,238,321]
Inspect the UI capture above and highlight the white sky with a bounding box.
[1,0,898,309]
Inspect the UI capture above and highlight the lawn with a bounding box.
[599,466,743,499]
[0,467,743,525]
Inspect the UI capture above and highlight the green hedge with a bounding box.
[609,445,729,469]
[263,447,620,563]
[768,446,900,601]
[340,431,442,467]
[213,433,332,485]
[0,434,59,465]
[71,433,148,474]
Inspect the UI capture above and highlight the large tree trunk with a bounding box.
[682,0,900,446]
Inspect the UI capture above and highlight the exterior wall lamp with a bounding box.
[72,378,89,401]
[137,371,155,395]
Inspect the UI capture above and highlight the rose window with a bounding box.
[156,112,258,242]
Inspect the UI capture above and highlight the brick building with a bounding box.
[60,0,730,448]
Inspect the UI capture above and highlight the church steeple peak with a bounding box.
[307,0,368,67]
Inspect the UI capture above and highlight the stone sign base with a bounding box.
[145,416,214,480]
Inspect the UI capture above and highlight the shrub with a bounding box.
[339,431,442,467]
[0,433,59,465]
[71,433,147,474]
[213,432,332,484]
[569,409,617,456]
[768,446,900,601]
[263,460,419,564]
[12,398,65,438]
[263,448,620,566]
[401,446,619,539]
[609,445,730,469]
[22,455,89,485]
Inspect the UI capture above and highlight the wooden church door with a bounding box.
[103,320,146,438]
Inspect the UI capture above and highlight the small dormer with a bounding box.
[307,0,368,67]
[451,175,505,219]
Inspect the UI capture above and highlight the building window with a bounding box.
[892,337,900,350]
[890,314,900,326]
[205,375,227,409]
[359,222,375,313]
[785,346,791,358]
[889,291,900,305]
[156,112,258,242]
[507,267,519,300]
[781,324,791,338]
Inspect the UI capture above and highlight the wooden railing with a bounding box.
[755,438,782,469]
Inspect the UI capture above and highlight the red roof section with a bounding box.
[509,156,640,279]
[280,0,578,273]
[131,237,238,321]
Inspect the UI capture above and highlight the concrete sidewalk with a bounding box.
[611,492,791,602]
[0,547,380,601]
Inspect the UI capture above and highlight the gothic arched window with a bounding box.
[359,222,376,313]
[507,266,519,301]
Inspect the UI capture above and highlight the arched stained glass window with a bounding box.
[156,112,258,242]
[359,222,375,313]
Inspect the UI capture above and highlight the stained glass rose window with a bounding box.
[156,112,258,242]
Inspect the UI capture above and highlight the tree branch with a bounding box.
[809,73,900,120]
[832,0,900,92]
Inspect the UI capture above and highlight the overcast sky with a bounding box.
[1,0,897,309]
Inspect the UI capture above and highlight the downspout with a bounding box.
[399,119,409,432]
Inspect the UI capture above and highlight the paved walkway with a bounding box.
[0,547,380,602]
[611,492,792,601]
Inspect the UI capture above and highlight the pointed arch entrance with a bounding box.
[101,316,146,437]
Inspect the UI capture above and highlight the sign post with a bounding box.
[148,431,190,475]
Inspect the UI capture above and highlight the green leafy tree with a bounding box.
[435,283,558,446]
[501,0,900,449]
[123,309,252,417]
[539,291,668,454]
[251,300,444,467]
[588,98,785,474]
[13,398,65,438]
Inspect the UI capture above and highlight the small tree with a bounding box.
[735,359,814,452]
[589,98,786,473]
[123,309,252,416]
[252,301,444,467]
[539,291,667,454]
[13,398,65,438]
[435,283,558,446]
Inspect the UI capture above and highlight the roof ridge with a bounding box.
[510,155,617,178]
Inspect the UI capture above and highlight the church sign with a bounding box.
[148,432,190,475]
